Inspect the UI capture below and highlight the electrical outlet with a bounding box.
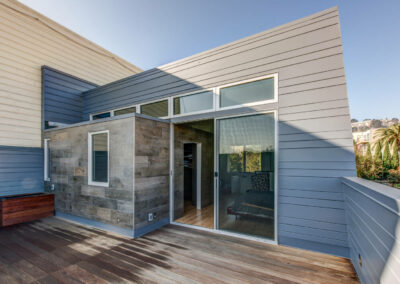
[148,213,153,222]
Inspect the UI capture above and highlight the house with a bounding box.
[43,6,355,254]
[2,2,400,283]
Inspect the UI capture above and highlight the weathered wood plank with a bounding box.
[0,217,359,283]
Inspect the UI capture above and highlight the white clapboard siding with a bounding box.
[0,0,141,147]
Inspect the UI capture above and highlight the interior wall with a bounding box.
[174,123,214,219]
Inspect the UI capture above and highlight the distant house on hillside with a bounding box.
[352,118,399,154]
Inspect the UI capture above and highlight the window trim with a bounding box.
[44,139,50,181]
[171,89,216,117]
[216,73,278,111]
[88,130,110,187]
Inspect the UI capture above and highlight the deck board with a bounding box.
[0,217,359,283]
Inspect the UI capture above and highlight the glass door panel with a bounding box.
[217,113,275,240]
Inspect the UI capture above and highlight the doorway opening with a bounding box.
[174,119,214,229]
[183,143,200,208]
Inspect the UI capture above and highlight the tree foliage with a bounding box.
[374,123,400,150]
[355,123,400,187]
[383,142,392,170]
[393,142,399,169]
[366,143,372,160]
[374,141,382,163]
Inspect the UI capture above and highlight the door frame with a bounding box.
[196,143,202,210]
[170,110,278,245]
[214,110,278,244]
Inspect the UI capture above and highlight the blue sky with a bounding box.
[20,0,399,120]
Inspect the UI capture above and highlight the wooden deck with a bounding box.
[0,217,359,284]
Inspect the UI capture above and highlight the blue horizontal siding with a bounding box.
[42,66,98,125]
[0,146,44,196]
[342,177,400,284]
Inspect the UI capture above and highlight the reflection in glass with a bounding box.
[92,112,111,120]
[114,106,136,116]
[173,91,213,115]
[140,100,168,117]
[220,77,274,108]
[218,114,275,240]
[92,133,108,182]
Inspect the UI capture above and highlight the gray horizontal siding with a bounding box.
[0,146,44,196]
[82,8,344,115]
[42,66,98,125]
[81,7,355,255]
[342,177,400,284]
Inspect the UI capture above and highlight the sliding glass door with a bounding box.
[217,113,275,240]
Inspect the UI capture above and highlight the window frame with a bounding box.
[171,89,216,117]
[88,130,110,187]
[44,139,50,181]
[216,74,278,111]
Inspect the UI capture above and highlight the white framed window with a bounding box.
[91,112,111,120]
[114,106,136,116]
[44,139,50,181]
[172,89,215,117]
[140,99,169,118]
[216,74,278,111]
[88,73,278,120]
[88,130,109,187]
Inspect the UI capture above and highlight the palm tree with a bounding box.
[374,141,382,163]
[393,142,399,169]
[374,123,400,149]
[365,143,372,160]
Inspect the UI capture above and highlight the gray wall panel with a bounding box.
[81,7,355,255]
[42,66,97,125]
[81,10,339,99]
[83,9,343,114]
[0,146,44,196]
[342,177,400,284]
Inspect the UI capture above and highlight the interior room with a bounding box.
[173,119,214,229]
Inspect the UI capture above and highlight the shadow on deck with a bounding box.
[0,217,359,283]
